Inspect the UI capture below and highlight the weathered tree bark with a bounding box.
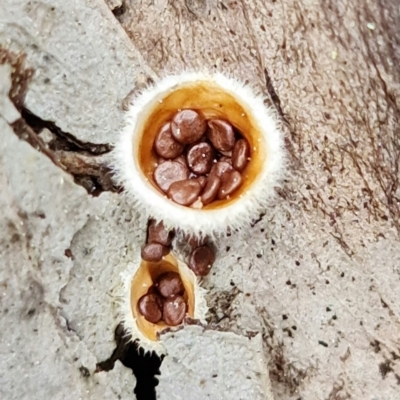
[118,1,400,397]
[1,0,399,399]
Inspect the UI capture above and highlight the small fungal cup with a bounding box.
[121,252,207,353]
[115,72,284,236]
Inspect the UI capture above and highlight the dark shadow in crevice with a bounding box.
[263,68,286,123]
[112,1,127,20]
[97,324,163,400]
[20,108,112,154]
[18,108,120,196]
[1,47,119,196]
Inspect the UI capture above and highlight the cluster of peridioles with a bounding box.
[114,72,285,354]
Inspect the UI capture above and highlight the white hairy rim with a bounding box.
[113,72,285,237]
[119,254,208,354]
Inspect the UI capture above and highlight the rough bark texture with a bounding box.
[118,1,400,398]
[1,0,400,399]
[158,325,273,400]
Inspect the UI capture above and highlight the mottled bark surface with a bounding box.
[117,1,400,398]
[1,0,400,399]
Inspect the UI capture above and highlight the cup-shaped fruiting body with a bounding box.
[121,252,207,353]
[114,72,284,237]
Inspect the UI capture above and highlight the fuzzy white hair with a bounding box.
[113,72,285,237]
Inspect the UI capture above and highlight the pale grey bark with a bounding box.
[1,0,400,399]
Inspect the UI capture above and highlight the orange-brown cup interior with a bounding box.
[136,80,266,209]
[130,253,195,341]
